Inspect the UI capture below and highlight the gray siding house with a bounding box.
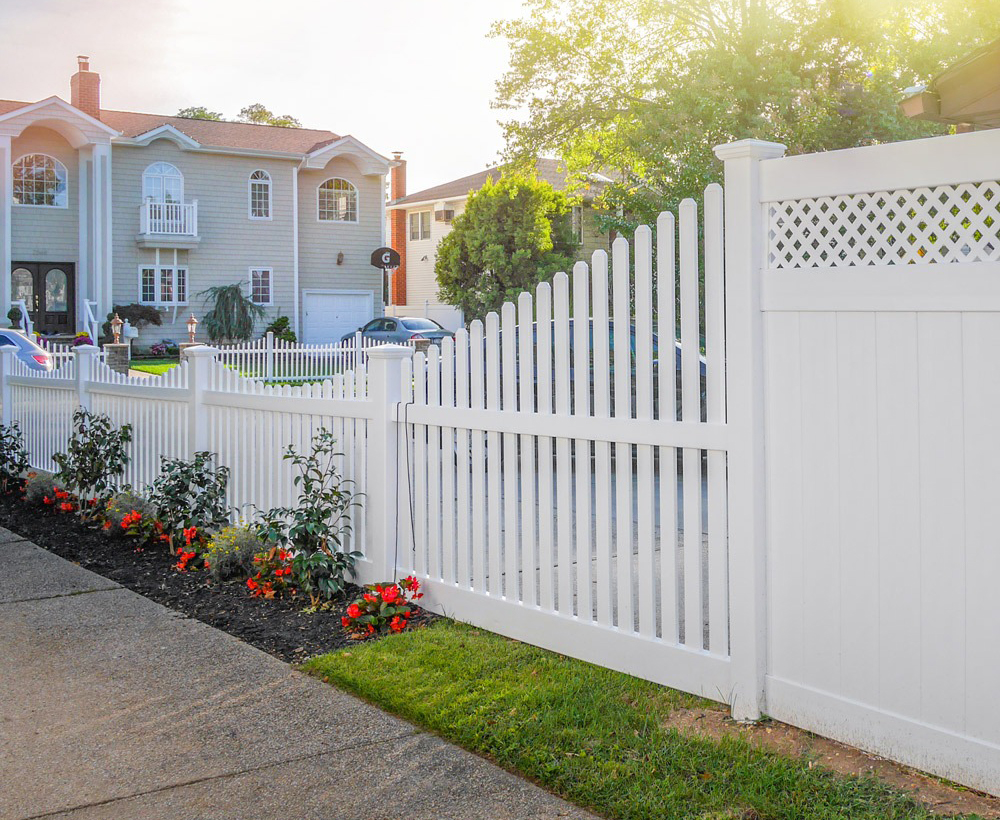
[0,57,392,346]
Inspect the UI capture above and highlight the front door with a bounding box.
[11,263,75,335]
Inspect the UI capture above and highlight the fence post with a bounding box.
[265,331,274,381]
[354,330,363,370]
[363,344,412,583]
[0,346,14,426]
[74,344,100,412]
[183,346,218,456]
[713,138,786,721]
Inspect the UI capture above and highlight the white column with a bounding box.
[74,344,99,412]
[292,165,300,340]
[184,346,218,456]
[713,138,786,721]
[363,344,412,584]
[92,141,113,318]
[78,145,92,331]
[0,135,12,327]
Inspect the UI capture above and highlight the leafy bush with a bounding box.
[342,577,424,638]
[101,304,162,342]
[247,547,296,599]
[52,409,132,516]
[264,315,296,344]
[148,451,230,552]
[204,524,264,582]
[7,306,22,327]
[103,490,156,537]
[258,430,361,607]
[24,470,60,505]
[150,339,179,357]
[0,422,29,494]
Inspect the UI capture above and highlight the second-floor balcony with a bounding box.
[136,199,200,249]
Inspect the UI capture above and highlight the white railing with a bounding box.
[214,332,415,383]
[12,299,32,336]
[84,300,99,345]
[139,200,198,236]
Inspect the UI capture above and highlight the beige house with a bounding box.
[0,57,392,346]
[900,37,1000,128]
[386,158,610,331]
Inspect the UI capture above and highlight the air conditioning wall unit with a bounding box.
[434,208,455,223]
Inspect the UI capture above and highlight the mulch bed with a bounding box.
[0,494,435,663]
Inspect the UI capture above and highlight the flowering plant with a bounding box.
[246,547,296,599]
[43,486,77,513]
[342,576,423,638]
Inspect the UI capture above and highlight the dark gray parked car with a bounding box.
[340,316,455,346]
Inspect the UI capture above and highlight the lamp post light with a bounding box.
[186,313,198,344]
[110,313,124,345]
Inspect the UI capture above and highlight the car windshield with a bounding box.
[400,318,441,331]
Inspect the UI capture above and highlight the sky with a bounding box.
[0,0,528,193]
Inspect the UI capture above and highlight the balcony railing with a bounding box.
[139,199,198,236]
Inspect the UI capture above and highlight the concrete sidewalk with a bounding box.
[0,530,594,820]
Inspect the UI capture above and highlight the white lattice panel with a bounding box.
[767,182,1000,268]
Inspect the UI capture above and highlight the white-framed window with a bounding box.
[249,267,273,305]
[409,210,431,240]
[248,170,271,219]
[571,205,583,245]
[142,162,184,203]
[139,265,188,305]
[317,177,358,222]
[13,154,68,207]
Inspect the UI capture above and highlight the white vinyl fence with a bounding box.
[2,128,999,796]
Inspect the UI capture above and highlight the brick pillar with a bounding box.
[103,342,130,376]
[389,152,407,306]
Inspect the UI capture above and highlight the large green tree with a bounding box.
[175,104,302,128]
[492,0,1000,228]
[436,174,577,321]
[176,106,223,121]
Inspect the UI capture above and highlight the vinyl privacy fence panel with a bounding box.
[745,128,1000,793]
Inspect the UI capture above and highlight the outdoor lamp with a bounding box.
[110,313,124,344]
[186,313,198,344]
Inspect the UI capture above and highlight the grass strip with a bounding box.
[303,620,977,820]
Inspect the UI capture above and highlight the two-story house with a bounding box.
[385,157,611,331]
[0,56,392,347]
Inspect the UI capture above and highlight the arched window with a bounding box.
[249,170,271,219]
[142,162,184,203]
[317,178,358,222]
[13,154,68,207]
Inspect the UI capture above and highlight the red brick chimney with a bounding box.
[70,56,101,120]
[389,151,407,306]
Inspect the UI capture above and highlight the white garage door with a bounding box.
[302,291,373,344]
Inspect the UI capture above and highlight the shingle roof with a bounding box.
[0,99,340,155]
[391,158,603,207]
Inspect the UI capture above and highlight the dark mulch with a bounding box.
[0,494,435,663]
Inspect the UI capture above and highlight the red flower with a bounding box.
[362,593,377,604]
[366,624,376,635]
[183,526,198,547]
[43,496,53,505]
[102,521,111,530]
[346,603,361,618]
[389,616,406,633]
[341,617,350,628]
[59,502,74,512]
[246,578,259,591]
[382,585,400,604]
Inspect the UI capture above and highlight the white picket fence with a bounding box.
[214,332,407,383]
[2,129,999,796]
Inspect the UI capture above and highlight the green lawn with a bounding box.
[129,358,178,376]
[304,620,978,820]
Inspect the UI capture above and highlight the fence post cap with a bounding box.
[713,139,787,161]
[74,344,100,353]
[181,344,220,357]
[365,344,414,360]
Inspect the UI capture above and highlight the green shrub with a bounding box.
[52,409,132,516]
[24,470,61,505]
[104,490,156,537]
[264,315,296,343]
[258,429,361,607]
[204,524,263,582]
[0,422,29,494]
[148,451,230,551]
